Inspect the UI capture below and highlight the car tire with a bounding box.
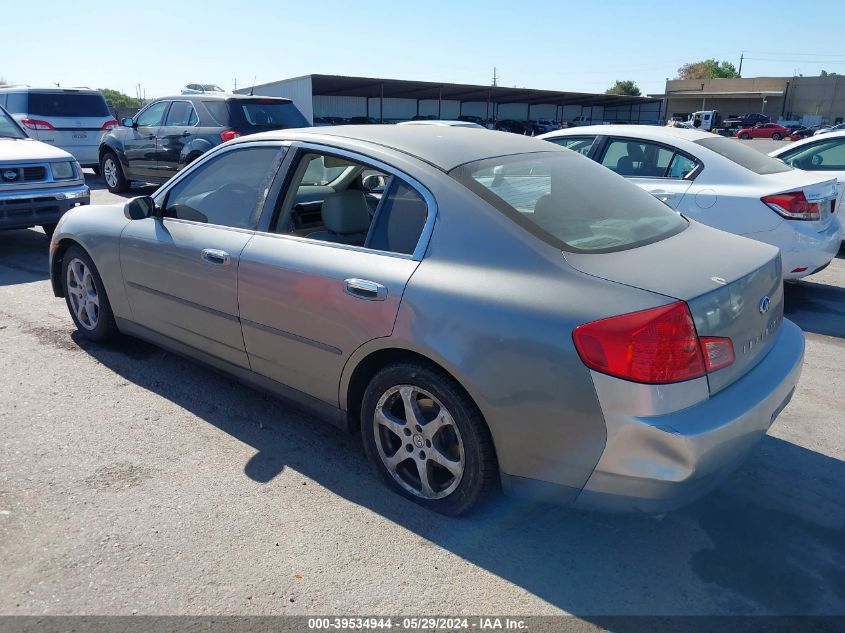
[772,133,782,140]
[62,245,117,342]
[740,133,751,139]
[41,223,57,239]
[360,361,498,516]
[100,151,129,194]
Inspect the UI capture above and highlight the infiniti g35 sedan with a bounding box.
[49,126,804,515]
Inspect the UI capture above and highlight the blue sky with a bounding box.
[3,0,844,99]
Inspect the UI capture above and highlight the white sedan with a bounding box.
[538,125,842,279]
[769,130,845,237]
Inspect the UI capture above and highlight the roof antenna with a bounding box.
[250,76,256,96]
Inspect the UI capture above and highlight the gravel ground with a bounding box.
[1,168,843,618]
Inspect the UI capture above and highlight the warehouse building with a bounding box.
[652,75,845,126]
[236,74,663,126]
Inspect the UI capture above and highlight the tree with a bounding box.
[676,59,741,80]
[820,70,838,77]
[98,88,140,111]
[605,80,641,96]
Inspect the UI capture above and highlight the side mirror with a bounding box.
[121,117,135,127]
[362,173,387,193]
[124,196,156,220]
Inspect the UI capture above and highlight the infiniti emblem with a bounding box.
[759,296,771,314]
[2,169,17,181]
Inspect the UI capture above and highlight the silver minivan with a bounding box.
[0,87,117,169]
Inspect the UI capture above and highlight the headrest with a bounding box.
[626,142,644,161]
[321,190,371,235]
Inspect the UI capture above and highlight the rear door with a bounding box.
[237,143,432,406]
[22,90,113,165]
[157,100,199,177]
[124,100,169,179]
[596,137,696,209]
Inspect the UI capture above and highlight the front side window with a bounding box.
[778,139,845,171]
[272,151,428,255]
[695,136,792,175]
[451,151,688,254]
[162,146,282,229]
[547,136,596,156]
[164,101,198,127]
[136,101,169,128]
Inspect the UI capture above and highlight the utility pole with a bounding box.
[492,67,498,88]
[738,51,744,76]
[233,77,238,91]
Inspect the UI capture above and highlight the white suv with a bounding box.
[0,87,117,169]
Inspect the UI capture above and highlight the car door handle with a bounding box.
[146,134,155,140]
[201,248,230,266]
[181,131,191,137]
[344,278,387,301]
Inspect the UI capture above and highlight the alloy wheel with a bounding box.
[373,385,465,499]
[66,258,99,331]
[103,158,118,189]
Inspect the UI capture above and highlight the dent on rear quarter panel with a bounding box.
[390,179,673,492]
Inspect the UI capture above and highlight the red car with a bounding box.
[735,123,790,140]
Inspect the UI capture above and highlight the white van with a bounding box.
[0,87,117,169]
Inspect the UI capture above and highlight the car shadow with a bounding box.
[83,170,158,198]
[0,227,50,286]
[784,279,845,339]
[72,332,845,616]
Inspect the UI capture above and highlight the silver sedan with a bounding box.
[49,126,804,515]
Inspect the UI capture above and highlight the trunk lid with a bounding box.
[758,170,838,232]
[563,221,784,394]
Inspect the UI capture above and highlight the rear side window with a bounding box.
[27,92,109,117]
[600,139,697,178]
[202,100,229,126]
[546,136,595,156]
[165,101,198,126]
[695,136,791,174]
[451,151,688,254]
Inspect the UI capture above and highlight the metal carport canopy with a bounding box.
[306,74,658,107]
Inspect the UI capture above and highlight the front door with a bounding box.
[120,142,286,368]
[124,100,169,179]
[238,147,432,405]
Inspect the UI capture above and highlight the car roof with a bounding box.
[540,124,716,143]
[234,124,558,171]
[0,86,100,94]
[154,94,293,103]
[769,129,845,156]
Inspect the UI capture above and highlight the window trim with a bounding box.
[163,100,199,127]
[595,135,704,181]
[257,141,437,262]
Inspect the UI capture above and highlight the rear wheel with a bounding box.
[62,246,116,342]
[361,362,498,516]
[772,133,782,140]
[101,151,129,194]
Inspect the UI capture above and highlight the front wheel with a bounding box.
[101,151,129,194]
[62,246,117,342]
[740,133,751,139]
[772,133,782,140]
[361,362,498,516]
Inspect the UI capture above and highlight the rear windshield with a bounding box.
[27,92,110,117]
[694,136,792,175]
[204,99,308,129]
[451,151,688,253]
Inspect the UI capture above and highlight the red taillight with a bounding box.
[762,191,820,221]
[220,130,241,142]
[699,337,735,372]
[573,301,728,384]
[101,119,118,131]
[21,118,55,131]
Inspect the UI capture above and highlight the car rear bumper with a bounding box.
[0,184,90,229]
[572,318,804,513]
[748,217,843,279]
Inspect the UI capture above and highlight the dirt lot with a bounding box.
[1,169,843,618]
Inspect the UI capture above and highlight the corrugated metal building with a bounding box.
[236,74,662,125]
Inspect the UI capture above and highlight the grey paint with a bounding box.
[49,127,806,512]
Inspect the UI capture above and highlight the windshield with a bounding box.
[27,92,110,117]
[451,151,688,253]
[226,99,308,129]
[695,136,792,175]
[0,107,26,139]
